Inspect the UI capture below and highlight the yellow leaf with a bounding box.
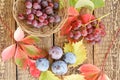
[64,74,85,80]
[72,40,87,67]
[63,40,87,67]
[64,43,73,53]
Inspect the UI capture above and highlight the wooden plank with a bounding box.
[17,36,53,80]
[0,0,16,80]
[94,0,120,79]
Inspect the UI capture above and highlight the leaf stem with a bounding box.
[84,13,111,26]
[101,28,120,71]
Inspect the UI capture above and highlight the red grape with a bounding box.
[53,2,59,9]
[81,29,88,37]
[41,1,48,8]
[42,13,47,19]
[49,3,54,7]
[86,24,92,29]
[32,20,38,27]
[26,9,32,15]
[43,20,49,26]
[39,16,45,22]
[38,22,43,28]
[27,14,34,20]
[49,16,55,23]
[27,20,32,24]
[54,15,61,23]
[25,1,32,9]
[74,31,81,40]
[36,11,43,17]
[45,7,53,15]
[33,3,41,9]
[69,32,74,38]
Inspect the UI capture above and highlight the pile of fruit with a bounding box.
[67,17,106,44]
[36,46,76,75]
[18,0,61,28]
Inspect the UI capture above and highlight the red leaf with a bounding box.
[14,47,28,69]
[21,44,48,59]
[21,36,40,45]
[14,27,25,41]
[28,60,41,77]
[79,64,100,74]
[61,17,77,35]
[1,44,16,61]
[80,14,95,24]
[68,7,79,16]
[98,73,110,80]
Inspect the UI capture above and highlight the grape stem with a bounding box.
[0,16,14,39]
[101,28,120,72]
[84,13,111,26]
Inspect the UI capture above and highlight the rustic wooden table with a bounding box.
[0,0,120,80]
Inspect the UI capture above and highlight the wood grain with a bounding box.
[94,0,120,80]
[0,0,16,80]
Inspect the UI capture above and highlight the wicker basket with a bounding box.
[13,0,68,37]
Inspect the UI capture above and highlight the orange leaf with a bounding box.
[14,47,28,69]
[79,64,100,74]
[14,27,25,41]
[1,44,16,61]
[68,7,79,16]
[21,36,40,44]
[61,17,77,35]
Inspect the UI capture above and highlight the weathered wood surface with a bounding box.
[0,0,120,80]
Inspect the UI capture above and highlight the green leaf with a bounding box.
[75,0,94,10]
[64,74,85,80]
[91,0,105,8]
[69,0,78,6]
[39,71,60,80]
[63,40,87,67]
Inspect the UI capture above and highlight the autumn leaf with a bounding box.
[14,47,28,69]
[75,0,95,10]
[63,40,87,67]
[80,14,95,24]
[79,64,110,80]
[64,74,85,80]
[39,71,60,80]
[1,44,16,61]
[21,44,48,59]
[14,27,25,41]
[21,36,40,44]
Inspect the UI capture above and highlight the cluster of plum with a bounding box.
[35,46,76,75]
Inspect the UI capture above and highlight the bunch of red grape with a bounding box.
[67,19,106,44]
[18,0,61,28]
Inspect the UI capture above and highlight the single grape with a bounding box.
[36,0,41,3]
[49,2,54,7]
[39,16,45,22]
[72,20,82,30]
[43,20,48,26]
[94,36,101,42]
[45,7,53,15]
[63,52,76,64]
[33,2,41,9]
[94,28,102,35]
[74,31,81,40]
[25,1,32,9]
[87,28,93,34]
[27,14,34,21]
[101,30,106,37]
[36,10,43,17]
[54,15,61,23]
[53,2,59,9]
[36,58,49,71]
[41,1,48,8]
[81,29,88,37]
[49,16,55,23]
[49,46,63,60]
[51,61,68,75]
[42,13,47,19]
[18,14,25,20]
[69,32,74,38]
[86,34,94,41]
[86,24,92,29]
[26,9,32,15]
[32,20,38,27]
